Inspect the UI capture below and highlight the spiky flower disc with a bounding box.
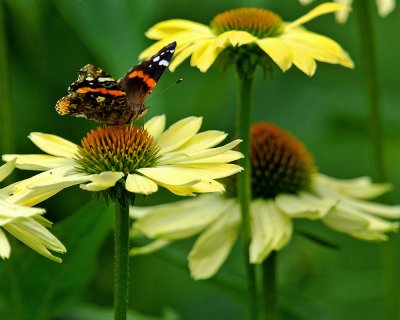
[250,122,316,199]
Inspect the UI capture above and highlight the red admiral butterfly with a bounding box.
[55,42,176,125]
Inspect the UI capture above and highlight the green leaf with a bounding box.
[58,304,179,320]
[0,200,113,320]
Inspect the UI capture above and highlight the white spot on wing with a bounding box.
[98,77,115,82]
[153,56,160,62]
[159,60,169,67]
[86,76,94,81]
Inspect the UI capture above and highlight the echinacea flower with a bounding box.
[2,115,243,207]
[130,123,400,279]
[0,159,66,262]
[298,0,395,23]
[140,2,354,76]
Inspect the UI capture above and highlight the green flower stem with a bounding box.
[353,1,398,319]
[114,203,130,320]
[262,252,278,320]
[0,2,13,155]
[236,64,258,320]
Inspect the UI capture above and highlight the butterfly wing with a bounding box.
[55,64,134,125]
[118,41,177,116]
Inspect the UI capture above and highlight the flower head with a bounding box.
[298,0,395,23]
[2,115,243,207]
[130,122,400,280]
[140,3,354,76]
[0,160,66,262]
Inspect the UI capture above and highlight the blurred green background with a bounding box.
[1,0,400,319]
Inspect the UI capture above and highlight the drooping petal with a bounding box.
[215,30,257,47]
[280,39,317,76]
[133,195,234,240]
[281,30,354,68]
[170,43,201,71]
[315,174,391,199]
[28,132,78,158]
[4,219,66,262]
[129,239,171,255]
[188,206,240,279]
[286,3,351,29]
[159,163,242,180]
[156,117,203,153]
[250,199,292,263]
[2,154,75,171]
[256,38,293,72]
[276,192,336,219]
[376,0,396,17]
[80,172,124,191]
[342,198,400,219]
[145,19,212,39]
[0,199,45,224]
[190,41,224,72]
[0,229,11,259]
[125,174,158,195]
[144,114,166,139]
[0,158,16,182]
[322,206,369,233]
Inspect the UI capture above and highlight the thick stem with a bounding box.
[262,252,278,320]
[114,203,130,320]
[236,64,258,319]
[353,1,398,319]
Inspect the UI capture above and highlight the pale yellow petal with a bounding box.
[0,158,15,182]
[191,41,224,72]
[133,195,233,240]
[376,0,396,16]
[276,192,336,219]
[2,154,75,171]
[343,198,400,219]
[156,117,202,153]
[256,38,293,72]
[282,30,354,68]
[335,0,353,23]
[175,131,228,153]
[144,114,166,139]
[281,39,317,76]
[0,199,45,223]
[188,179,225,193]
[188,206,240,279]
[145,19,212,39]
[169,43,200,71]
[158,140,242,165]
[80,172,124,191]
[29,132,78,158]
[137,167,199,186]
[4,219,66,262]
[160,163,242,180]
[129,239,171,256]
[215,30,257,47]
[286,3,351,29]
[322,207,369,233]
[0,229,11,259]
[250,200,292,263]
[125,174,158,195]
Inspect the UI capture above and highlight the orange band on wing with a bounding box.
[128,70,156,89]
[76,87,125,96]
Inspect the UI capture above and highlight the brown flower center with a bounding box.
[250,123,315,199]
[210,8,283,38]
[76,125,159,175]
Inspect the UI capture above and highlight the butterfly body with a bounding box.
[56,42,176,125]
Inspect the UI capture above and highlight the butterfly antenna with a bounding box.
[146,78,183,103]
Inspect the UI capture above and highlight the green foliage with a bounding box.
[0,201,113,320]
